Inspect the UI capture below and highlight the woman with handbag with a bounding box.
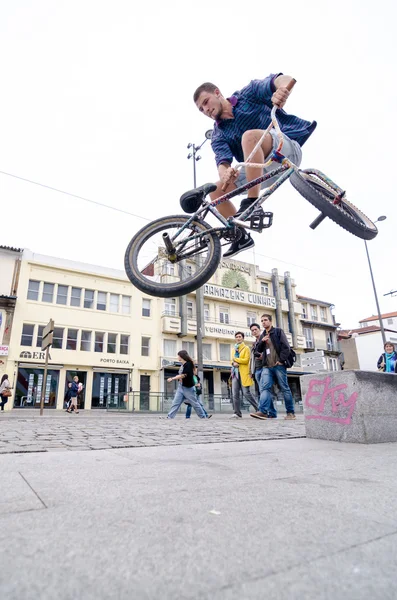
[0,374,11,411]
[377,342,397,373]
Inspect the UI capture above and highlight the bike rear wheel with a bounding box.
[124,215,221,298]
[290,170,378,240]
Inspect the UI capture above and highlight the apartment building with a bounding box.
[0,248,341,411]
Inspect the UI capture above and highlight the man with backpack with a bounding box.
[250,314,296,420]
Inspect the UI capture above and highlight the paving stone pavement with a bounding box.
[0,411,305,453]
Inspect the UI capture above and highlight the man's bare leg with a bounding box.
[209,182,238,218]
[241,130,273,199]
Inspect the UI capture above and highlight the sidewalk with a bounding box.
[0,411,305,454]
[1,436,397,600]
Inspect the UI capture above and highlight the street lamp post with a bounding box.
[187,131,212,385]
[364,216,387,345]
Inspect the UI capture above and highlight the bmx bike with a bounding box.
[125,81,377,298]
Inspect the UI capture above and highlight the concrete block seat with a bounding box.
[301,370,397,444]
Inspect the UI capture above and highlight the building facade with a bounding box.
[0,249,341,411]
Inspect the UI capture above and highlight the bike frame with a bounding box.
[169,104,344,255]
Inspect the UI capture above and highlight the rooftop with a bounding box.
[359,311,397,323]
[0,245,22,253]
[297,295,333,307]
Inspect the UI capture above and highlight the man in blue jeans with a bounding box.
[249,322,277,418]
[250,314,296,421]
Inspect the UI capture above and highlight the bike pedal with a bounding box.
[250,211,273,232]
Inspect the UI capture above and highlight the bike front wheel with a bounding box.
[124,215,222,298]
[290,170,378,240]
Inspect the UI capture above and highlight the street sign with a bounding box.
[41,319,54,351]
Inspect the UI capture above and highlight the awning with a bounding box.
[92,367,132,374]
[18,362,64,369]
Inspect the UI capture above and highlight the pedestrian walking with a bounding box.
[0,374,11,411]
[185,371,212,419]
[377,341,397,373]
[167,351,207,419]
[251,314,296,420]
[66,376,81,414]
[230,332,258,418]
[250,323,277,418]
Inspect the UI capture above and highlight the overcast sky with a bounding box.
[1,0,395,328]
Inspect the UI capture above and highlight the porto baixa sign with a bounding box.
[203,284,276,308]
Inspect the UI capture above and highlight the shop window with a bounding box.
[66,329,78,350]
[42,282,54,303]
[220,343,231,361]
[56,285,68,305]
[122,295,131,314]
[97,292,107,311]
[142,298,151,317]
[36,325,45,348]
[14,367,59,408]
[140,375,150,410]
[52,328,64,349]
[91,372,128,409]
[84,289,95,309]
[81,330,92,352]
[21,324,34,346]
[203,344,212,360]
[71,287,82,307]
[110,294,119,313]
[95,332,104,352]
[108,333,117,354]
[120,334,129,355]
[141,337,150,357]
[27,279,40,301]
[164,339,176,357]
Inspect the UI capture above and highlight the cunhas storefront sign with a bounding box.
[203,284,276,308]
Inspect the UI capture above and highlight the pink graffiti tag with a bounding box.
[305,377,358,425]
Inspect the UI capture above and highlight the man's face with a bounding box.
[385,344,394,353]
[250,326,260,339]
[235,334,244,344]
[195,90,223,120]
[261,317,272,329]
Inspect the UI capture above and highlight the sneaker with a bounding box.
[235,198,257,218]
[284,413,296,420]
[207,414,213,419]
[223,230,254,258]
[250,411,268,420]
[230,414,242,418]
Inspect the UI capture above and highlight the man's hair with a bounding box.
[193,82,219,103]
[261,314,273,321]
[249,323,261,330]
[235,331,245,339]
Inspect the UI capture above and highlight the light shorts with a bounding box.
[235,130,302,190]
[70,396,78,407]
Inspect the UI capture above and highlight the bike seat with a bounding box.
[180,183,217,213]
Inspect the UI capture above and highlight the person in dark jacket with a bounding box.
[66,376,80,414]
[250,314,296,420]
[167,351,207,419]
[377,342,397,373]
[249,323,277,417]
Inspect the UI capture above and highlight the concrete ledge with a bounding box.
[301,370,397,444]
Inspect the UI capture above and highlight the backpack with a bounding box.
[284,348,297,369]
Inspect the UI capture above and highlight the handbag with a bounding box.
[2,388,12,397]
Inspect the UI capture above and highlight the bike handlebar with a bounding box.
[220,78,296,191]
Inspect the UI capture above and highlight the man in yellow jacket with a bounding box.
[230,332,258,418]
